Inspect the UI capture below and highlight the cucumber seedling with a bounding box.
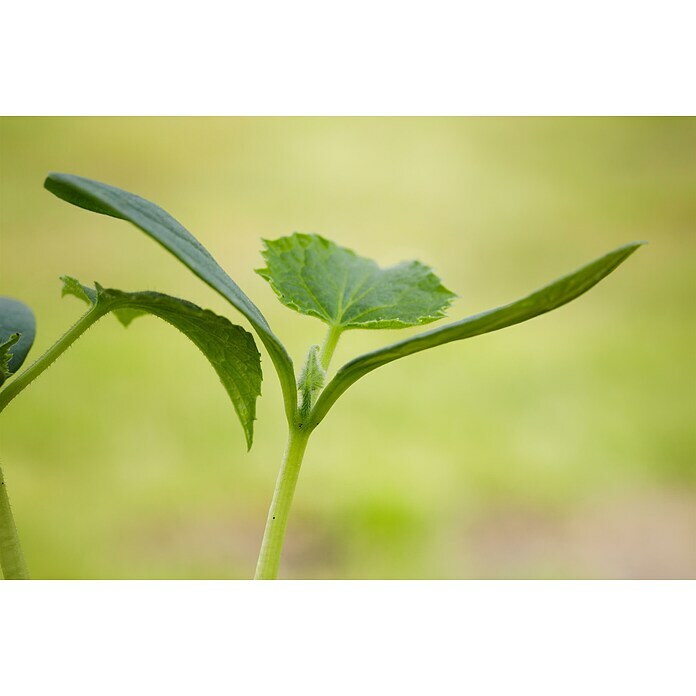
[0,173,645,579]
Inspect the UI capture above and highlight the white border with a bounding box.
[2,581,695,694]
[1,2,695,114]
[2,4,695,692]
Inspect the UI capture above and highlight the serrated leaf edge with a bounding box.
[256,233,457,330]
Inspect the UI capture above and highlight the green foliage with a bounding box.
[297,345,326,417]
[61,277,262,448]
[0,297,36,384]
[44,173,296,421]
[30,172,645,579]
[0,334,21,387]
[309,241,645,427]
[60,275,97,305]
[257,233,456,330]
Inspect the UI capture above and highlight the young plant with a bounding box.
[3,172,645,579]
[0,279,262,578]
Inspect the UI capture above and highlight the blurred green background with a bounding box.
[0,117,693,579]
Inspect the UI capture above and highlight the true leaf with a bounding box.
[61,276,145,326]
[0,297,36,385]
[257,233,456,330]
[296,345,326,417]
[44,173,296,420]
[61,275,97,304]
[0,334,21,387]
[63,277,262,449]
[309,241,645,428]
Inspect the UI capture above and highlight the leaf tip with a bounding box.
[43,171,59,189]
[616,240,648,262]
[244,427,254,452]
[44,172,71,197]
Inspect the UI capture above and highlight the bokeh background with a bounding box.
[0,117,693,579]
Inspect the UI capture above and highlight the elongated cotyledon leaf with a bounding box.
[44,173,296,419]
[308,241,645,428]
[0,297,36,385]
[257,233,456,330]
[63,277,262,449]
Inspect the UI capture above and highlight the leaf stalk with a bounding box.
[320,325,342,371]
[0,306,105,415]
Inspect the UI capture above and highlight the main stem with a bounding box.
[0,465,29,579]
[255,325,342,579]
[254,426,310,579]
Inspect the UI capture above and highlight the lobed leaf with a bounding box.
[308,241,645,428]
[63,277,262,449]
[0,297,36,385]
[257,233,456,330]
[44,173,296,420]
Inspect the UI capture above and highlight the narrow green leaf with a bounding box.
[309,242,645,428]
[0,297,36,383]
[44,173,296,420]
[257,233,456,330]
[62,277,262,449]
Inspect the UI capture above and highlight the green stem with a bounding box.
[0,306,105,415]
[0,308,105,580]
[0,307,105,580]
[320,325,342,371]
[255,326,343,579]
[0,465,29,579]
[254,426,310,580]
